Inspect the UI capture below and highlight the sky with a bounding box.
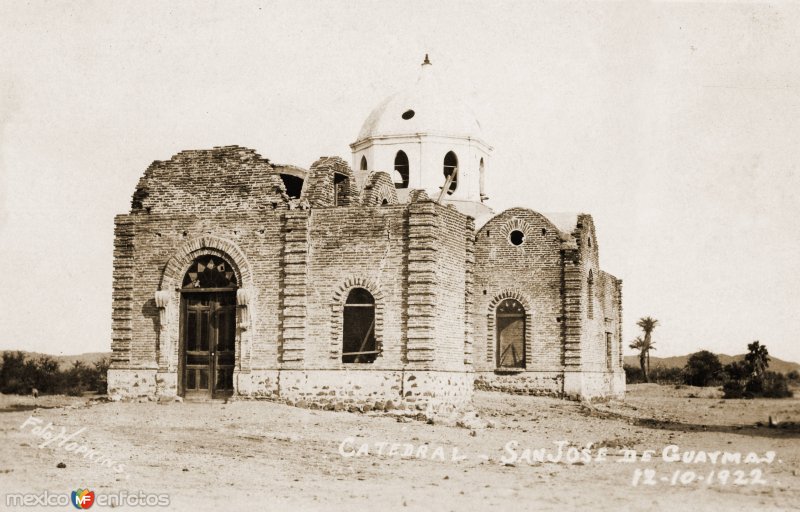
[1,1,799,362]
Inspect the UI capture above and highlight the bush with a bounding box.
[721,344,794,399]
[683,350,723,387]
[624,364,683,385]
[624,364,643,384]
[759,372,793,398]
[33,356,64,394]
[89,358,109,394]
[787,370,800,382]
[722,379,746,399]
[0,352,109,396]
[723,360,749,382]
[1,351,32,394]
[649,365,684,385]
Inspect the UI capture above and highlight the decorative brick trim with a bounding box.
[160,235,253,291]
[406,201,439,364]
[464,216,476,366]
[156,235,256,375]
[330,277,386,361]
[280,211,310,364]
[486,290,534,368]
[562,247,583,369]
[499,217,534,244]
[111,216,135,367]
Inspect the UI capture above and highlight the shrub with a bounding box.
[1,351,31,394]
[722,342,793,399]
[649,365,684,385]
[759,372,793,398]
[624,364,682,385]
[787,370,800,382]
[90,358,109,394]
[722,379,746,399]
[33,356,63,394]
[683,350,723,387]
[0,352,109,396]
[624,364,644,384]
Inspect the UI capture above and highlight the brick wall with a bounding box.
[304,205,408,368]
[109,145,622,405]
[110,146,474,410]
[131,146,287,214]
[430,204,469,372]
[473,208,565,373]
[568,214,624,397]
[472,208,624,398]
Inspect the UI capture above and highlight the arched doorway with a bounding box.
[180,254,237,399]
[496,298,526,368]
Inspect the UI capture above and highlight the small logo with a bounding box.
[71,489,95,509]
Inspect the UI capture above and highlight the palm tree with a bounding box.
[634,316,659,382]
[629,336,650,382]
[744,340,770,379]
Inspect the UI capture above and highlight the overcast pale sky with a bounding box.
[1,1,798,362]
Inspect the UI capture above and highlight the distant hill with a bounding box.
[1,351,111,370]
[624,353,800,374]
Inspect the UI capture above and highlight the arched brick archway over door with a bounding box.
[157,236,255,396]
[486,290,534,369]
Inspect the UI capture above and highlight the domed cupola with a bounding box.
[351,55,493,220]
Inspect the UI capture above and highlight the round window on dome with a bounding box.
[509,230,525,246]
[401,109,415,120]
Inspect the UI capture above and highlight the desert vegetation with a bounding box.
[625,340,793,399]
[0,351,108,396]
[628,316,658,382]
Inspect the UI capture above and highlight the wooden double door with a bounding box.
[181,292,236,399]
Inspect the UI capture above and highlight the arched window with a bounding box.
[587,270,594,319]
[342,288,377,363]
[394,150,409,189]
[443,151,458,194]
[360,156,368,171]
[496,298,526,368]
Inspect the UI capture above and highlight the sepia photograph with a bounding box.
[0,1,798,510]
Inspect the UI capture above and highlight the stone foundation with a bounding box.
[107,367,158,400]
[563,371,625,400]
[108,367,472,413]
[474,370,564,396]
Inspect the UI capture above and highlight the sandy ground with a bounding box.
[0,384,798,511]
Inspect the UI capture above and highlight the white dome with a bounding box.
[356,60,484,143]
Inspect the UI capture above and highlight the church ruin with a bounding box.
[108,57,624,410]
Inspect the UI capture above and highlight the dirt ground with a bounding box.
[0,384,798,511]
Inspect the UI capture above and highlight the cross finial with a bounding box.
[422,53,431,65]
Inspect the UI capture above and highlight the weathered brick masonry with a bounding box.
[109,147,476,411]
[472,210,624,398]
[109,56,626,408]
